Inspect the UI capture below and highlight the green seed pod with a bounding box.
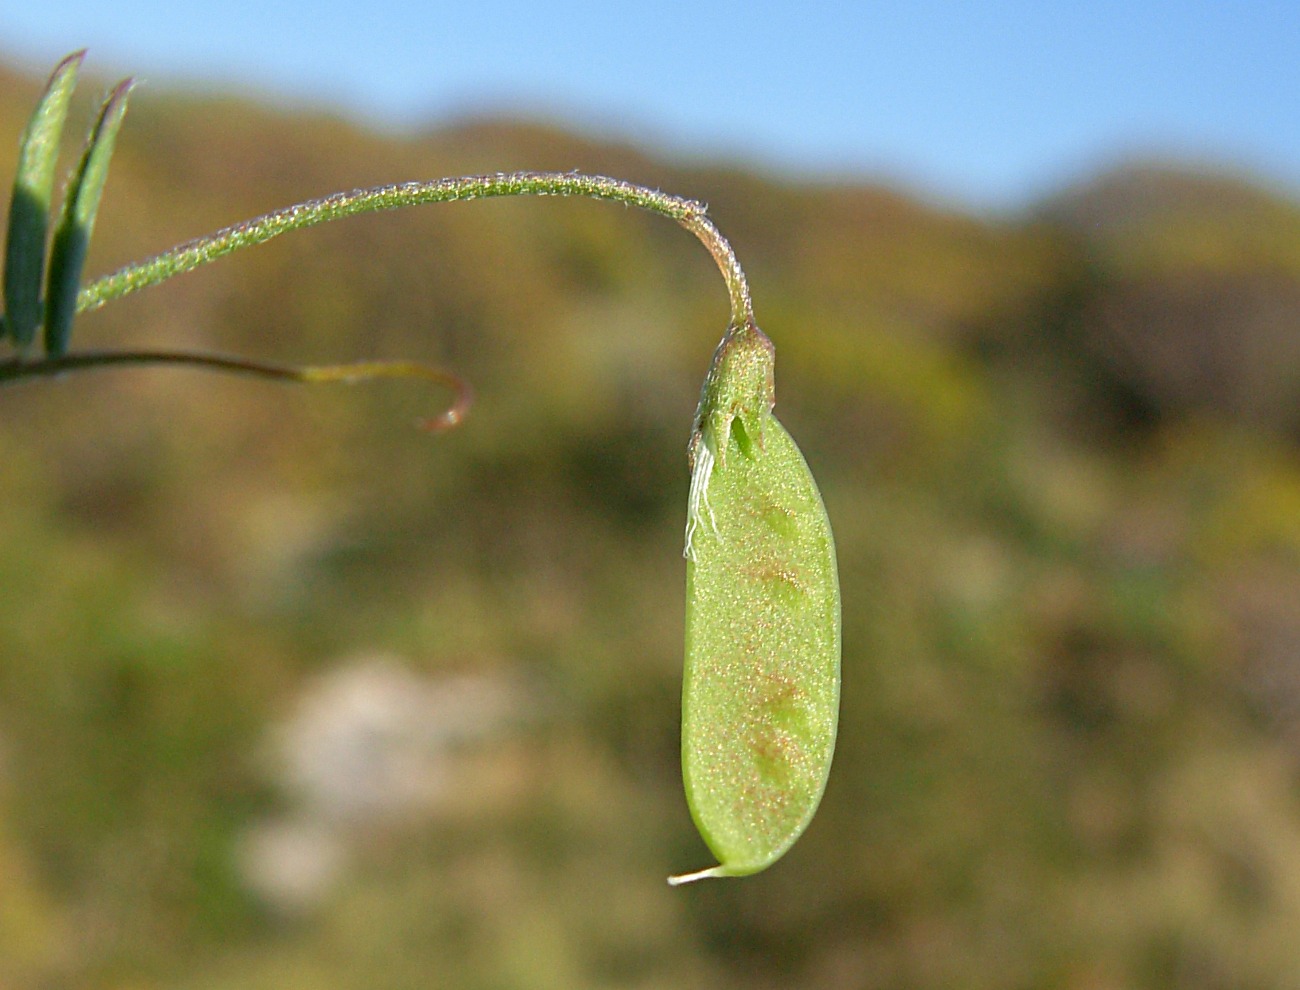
[672,323,840,884]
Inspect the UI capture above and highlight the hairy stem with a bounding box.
[78,171,754,328]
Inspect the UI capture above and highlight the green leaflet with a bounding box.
[672,324,840,884]
[3,49,84,347]
[44,78,134,357]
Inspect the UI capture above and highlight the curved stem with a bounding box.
[77,171,755,328]
[0,350,472,430]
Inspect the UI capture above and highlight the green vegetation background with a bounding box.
[4,61,1300,989]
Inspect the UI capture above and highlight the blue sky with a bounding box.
[3,1,1297,209]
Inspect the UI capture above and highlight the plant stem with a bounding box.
[0,350,471,429]
[77,171,755,328]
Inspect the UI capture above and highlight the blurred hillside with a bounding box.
[4,59,1300,990]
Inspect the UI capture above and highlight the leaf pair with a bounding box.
[2,49,133,356]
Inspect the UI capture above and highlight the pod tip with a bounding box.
[667,865,727,886]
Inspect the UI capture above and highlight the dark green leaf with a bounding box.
[2,49,85,347]
[44,77,134,357]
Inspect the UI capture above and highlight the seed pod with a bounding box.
[672,323,840,884]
